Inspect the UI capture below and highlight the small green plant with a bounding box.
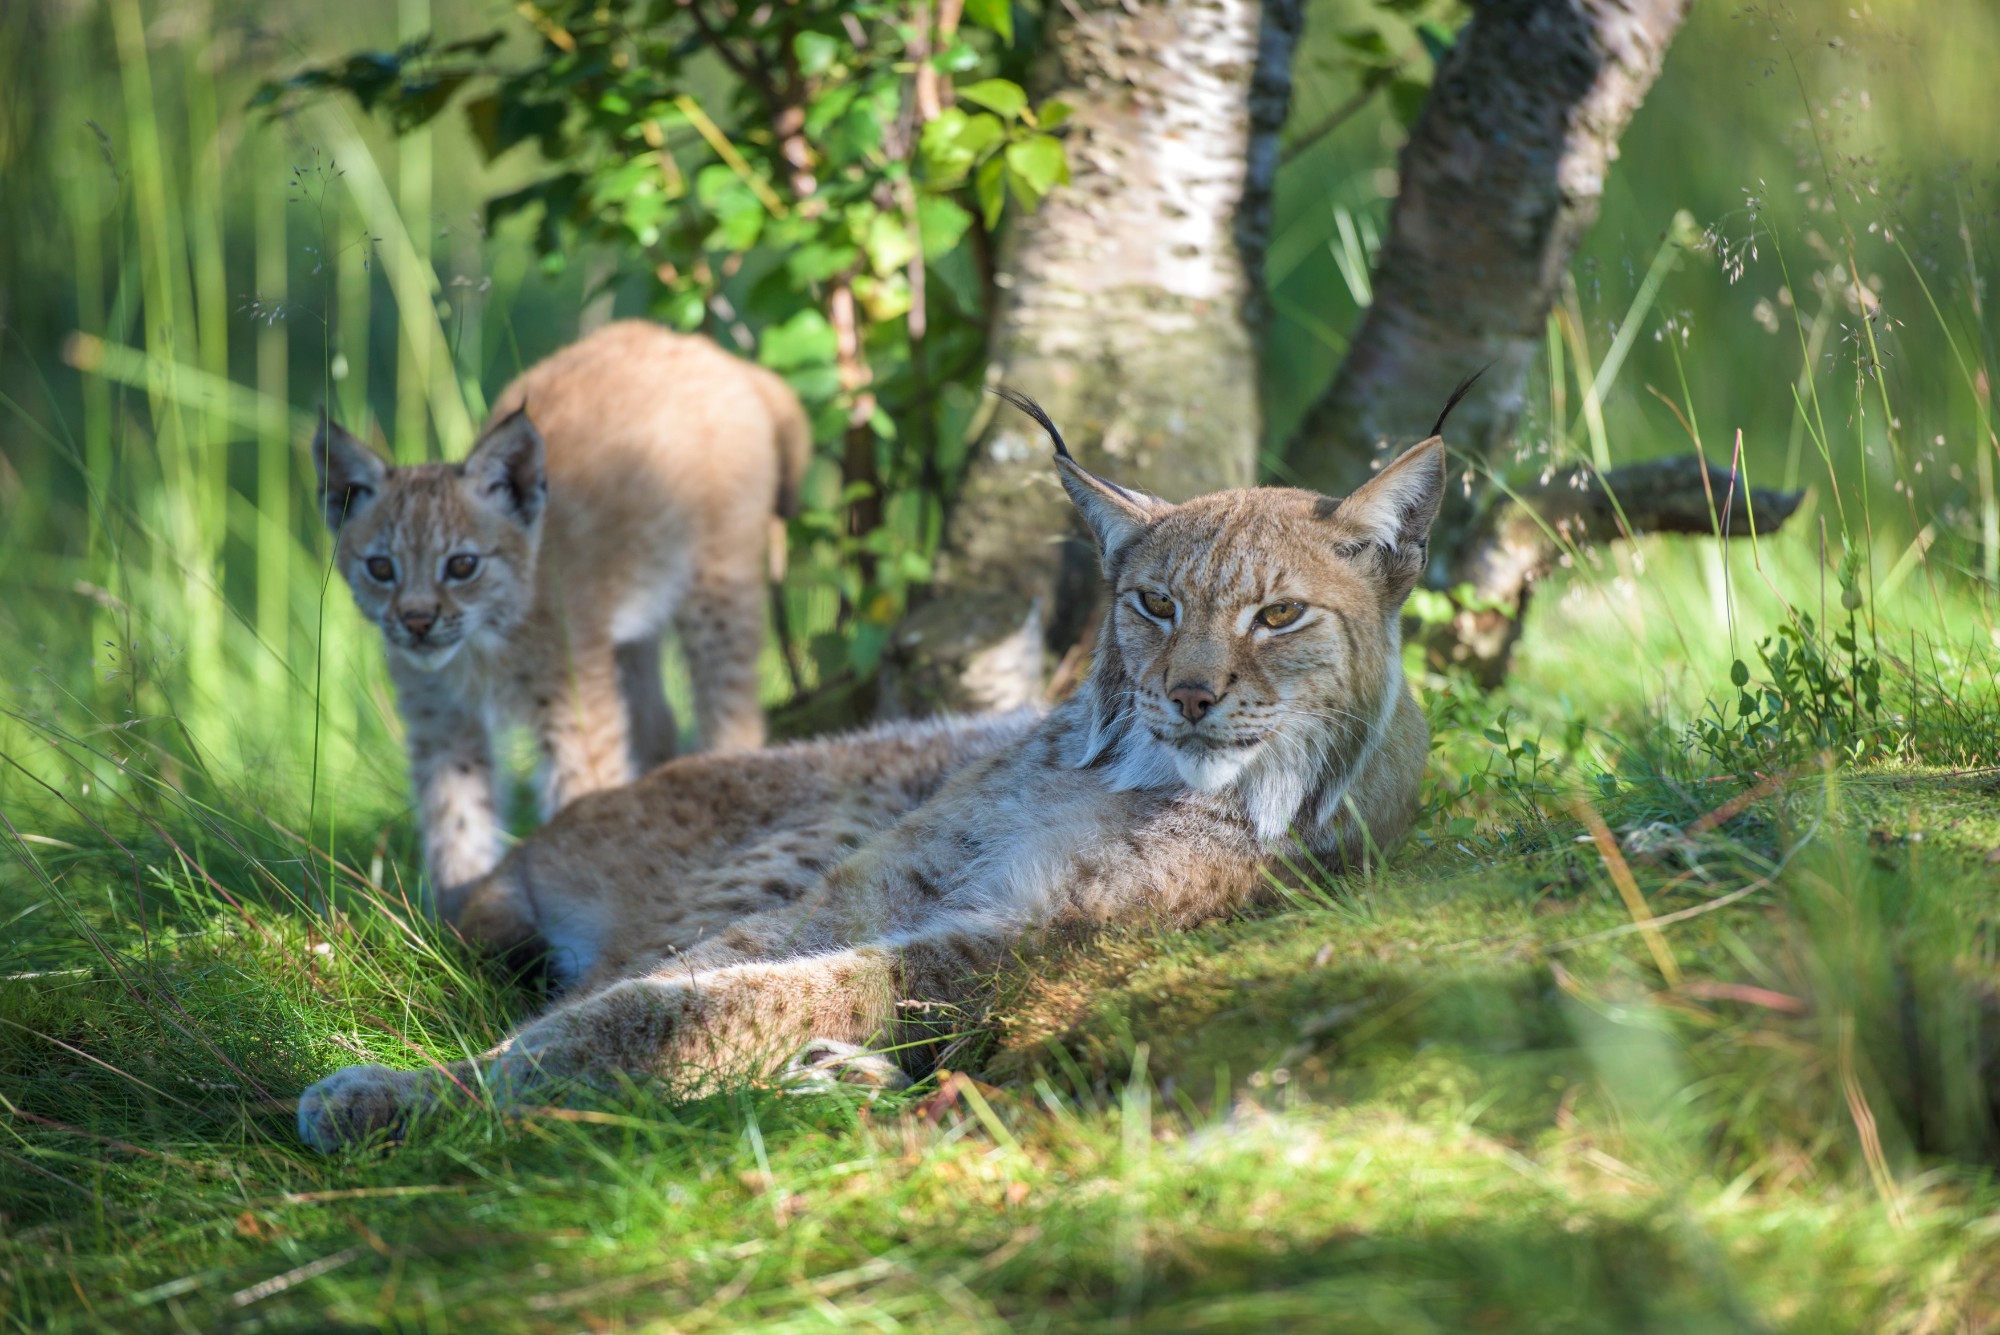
[1694,604,1885,770]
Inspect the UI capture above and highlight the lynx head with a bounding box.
[996,389,1450,843]
[313,410,548,670]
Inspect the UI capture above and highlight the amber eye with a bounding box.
[1137,590,1176,621]
[445,554,480,581]
[1255,601,1306,630]
[365,556,396,583]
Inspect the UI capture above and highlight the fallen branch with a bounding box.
[1427,457,1807,684]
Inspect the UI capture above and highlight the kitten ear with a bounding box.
[313,412,390,531]
[990,386,1166,576]
[462,407,547,527]
[1325,436,1446,604]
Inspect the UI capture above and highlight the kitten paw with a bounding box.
[782,1039,911,1094]
[297,1065,421,1153]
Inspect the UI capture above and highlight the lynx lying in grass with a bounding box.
[298,391,1451,1151]
[314,321,810,901]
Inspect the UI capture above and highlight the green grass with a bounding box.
[4,546,1999,1331]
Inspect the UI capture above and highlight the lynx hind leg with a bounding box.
[782,1038,911,1094]
[675,572,767,753]
[614,637,679,772]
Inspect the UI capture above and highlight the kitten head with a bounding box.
[995,389,1446,842]
[313,410,548,670]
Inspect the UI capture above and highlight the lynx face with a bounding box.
[314,412,548,671]
[1057,429,1445,841]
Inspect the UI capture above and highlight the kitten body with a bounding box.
[315,321,810,896]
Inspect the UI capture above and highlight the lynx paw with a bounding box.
[782,1039,911,1095]
[297,1064,422,1153]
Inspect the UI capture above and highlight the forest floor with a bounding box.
[4,541,2000,1333]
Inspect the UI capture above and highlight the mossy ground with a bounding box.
[5,539,1999,1333]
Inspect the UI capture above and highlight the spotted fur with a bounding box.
[315,321,811,898]
[298,411,1447,1152]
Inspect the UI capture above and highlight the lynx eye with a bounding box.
[365,556,396,584]
[1137,590,1176,621]
[444,554,480,581]
[1255,601,1306,631]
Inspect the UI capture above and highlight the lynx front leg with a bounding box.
[298,933,1004,1151]
[396,669,503,900]
[530,635,635,818]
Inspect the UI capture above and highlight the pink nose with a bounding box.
[400,607,437,636]
[1168,683,1217,722]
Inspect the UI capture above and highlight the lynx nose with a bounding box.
[1167,682,1218,722]
[399,606,439,637]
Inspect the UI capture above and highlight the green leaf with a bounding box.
[654,285,707,331]
[962,0,1014,45]
[957,78,1028,120]
[1004,135,1068,196]
[1036,99,1074,130]
[794,30,841,77]
[1417,18,1457,66]
[1387,76,1431,129]
[864,211,917,277]
[974,155,1007,229]
[786,241,860,284]
[1336,27,1393,64]
[759,310,838,371]
[920,109,1005,185]
[916,196,973,259]
[1730,659,1750,688]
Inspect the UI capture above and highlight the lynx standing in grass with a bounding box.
[314,320,812,900]
[298,388,1459,1151]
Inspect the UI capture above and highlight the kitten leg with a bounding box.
[531,636,634,818]
[297,926,1006,1150]
[674,570,767,754]
[614,637,678,772]
[396,669,503,902]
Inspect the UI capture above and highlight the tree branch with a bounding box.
[1428,458,1807,684]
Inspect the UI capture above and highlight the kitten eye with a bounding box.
[1137,590,1176,621]
[444,554,480,581]
[365,556,396,584]
[1255,601,1306,630]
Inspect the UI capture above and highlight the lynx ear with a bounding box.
[462,407,547,527]
[991,386,1167,576]
[1056,460,1169,576]
[1325,437,1446,604]
[313,413,390,531]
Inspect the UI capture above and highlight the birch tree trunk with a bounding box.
[1276,0,1797,684]
[876,0,1301,716]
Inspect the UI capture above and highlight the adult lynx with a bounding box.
[298,390,1455,1151]
[314,321,810,899]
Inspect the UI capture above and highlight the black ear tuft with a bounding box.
[989,385,1073,462]
[1429,364,1491,440]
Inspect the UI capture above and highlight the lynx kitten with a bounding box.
[298,389,1458,1151]
[314,320,810,899]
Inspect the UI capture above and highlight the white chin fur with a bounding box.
[1173,746,1255,793]
[394,640,465,671]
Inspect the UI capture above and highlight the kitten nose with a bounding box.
[399,606,438,636]
[1168,682,1217,722]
